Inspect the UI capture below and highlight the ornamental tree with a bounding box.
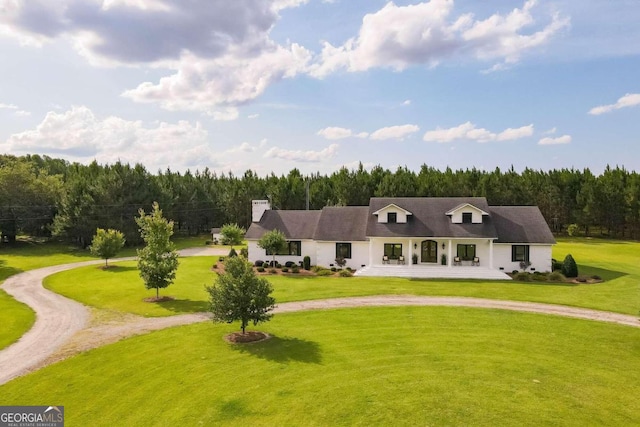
[561,254,578,278]
[220,223,245,248]
[89,228,125,267]
[257,229,286,266]
[206,256,275,334]
[135,202,179,300]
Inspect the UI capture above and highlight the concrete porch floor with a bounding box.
[354,264,512,280]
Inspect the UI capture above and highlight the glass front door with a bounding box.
[421,240,438,263]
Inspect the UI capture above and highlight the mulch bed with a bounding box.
[224,331,270,344]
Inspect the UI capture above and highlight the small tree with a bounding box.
[206,256,275,334]
[561,254,578,278]
[335,257,346,269]
[90,228,125,267]
[257,229,286,266]
[567,223,579,237]
[136,202,179,300]
[220,223,245,248]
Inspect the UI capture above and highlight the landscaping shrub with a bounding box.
[228,248,238,258]
[591,275,602,280]
[512,270,519,275]
[339,270,353,277]
[548,271,566,281]
[514,272,532,281]
[240,248,248,258]
[285,261,295,268]
[268,268,277,274]
[219,257,225,262]
[255,260,264,267]
[303,256,311,270]
[291,266,300,274]
[256,267,265,273]
[316,269,332,276]
[262,262,269,268]
[330,267,337,272]
[551,258,563,271]
[311,265,325,273]
[532,272,548,282]
[577,277,588,283]
[276,263,282,269]
[205,240,213,245]
[561,254,578,278]
[282,267,289,273]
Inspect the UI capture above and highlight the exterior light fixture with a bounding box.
[441,243,445,250]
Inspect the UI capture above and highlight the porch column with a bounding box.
[369,238,373,266]
[448,239,452,268]
[489,239,494,269]
[409,239,413,267]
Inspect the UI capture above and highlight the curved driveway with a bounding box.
[1,250,638,385]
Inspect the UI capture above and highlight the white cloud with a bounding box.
[538,135,571,145]
[423,122,534,143]
[588,93,640,115]
[339,160,375,171]
[317,127,353,140]
[543,126,557,135]
[402,100,411,106]
[248,114,260,119]
[122,43,312,117]
[0,103,18,110]
[0,106,215,170]
[369,124,419,141]
[310,0,568,77]
[226,142,256,153]
[15,110,31,117]
[264,143,339,162]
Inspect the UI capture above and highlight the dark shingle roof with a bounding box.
[366,197,498,239]
[489,206,556,244]
[314,206,369,241]
[245,210,321,240]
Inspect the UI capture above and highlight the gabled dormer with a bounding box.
[373,203,412,224]
[446,203,488,224]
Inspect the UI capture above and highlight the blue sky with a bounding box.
[0,0,638,175]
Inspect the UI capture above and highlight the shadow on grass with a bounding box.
[0,260,23,282]
[100,265,138,273]
[231,335,322,364]
[215,398,254,421]
[156,298,209,313]
[578,265,627,281]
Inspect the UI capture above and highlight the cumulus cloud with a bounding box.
[538,135,571,145]
[310,0,568,77]
[588,93,640,115]
[369,124,419,140]
[0,103,18,110]
[0,106,215,170]
[317,127,353,140]
[402,100,411,106]
[423,122,533,143]
[0,1,311,117]
[264,143,339,162]
[226,142,256,153]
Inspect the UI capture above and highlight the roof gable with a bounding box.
[445,203,489,217]
[372,203,413,216]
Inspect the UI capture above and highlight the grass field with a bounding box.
[2,306,639,426]
[43,238,640,316]
[0,234,224,349]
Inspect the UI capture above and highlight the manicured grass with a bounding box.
[0,289,35,349]
[44,257,217,317]
[2,307,639,425]
[46,238,640,316]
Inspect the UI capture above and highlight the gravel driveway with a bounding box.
[1,249,638,385]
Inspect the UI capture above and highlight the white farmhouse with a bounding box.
[246,197,556,280]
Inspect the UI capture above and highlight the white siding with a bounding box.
[316,241,369,269]
[375,205,410,223]
[449,206,484,224]
[493,244,553,273]
[247,239,317,266]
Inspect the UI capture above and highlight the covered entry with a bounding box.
[421,240,438,263]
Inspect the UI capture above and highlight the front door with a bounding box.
[421,240,438,263]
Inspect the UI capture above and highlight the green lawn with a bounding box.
[2,307,639,426]
[0,234,227,349]
[44,238,640,316]
[0,289,35,349]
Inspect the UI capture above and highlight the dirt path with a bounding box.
[1,253,638,385]
[0,248,225,385]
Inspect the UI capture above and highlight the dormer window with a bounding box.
[388,212,397,223]
[462,212,472,224]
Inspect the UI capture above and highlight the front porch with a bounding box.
[354,264,511,280]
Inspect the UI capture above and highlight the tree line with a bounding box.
[1,154,639,245]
